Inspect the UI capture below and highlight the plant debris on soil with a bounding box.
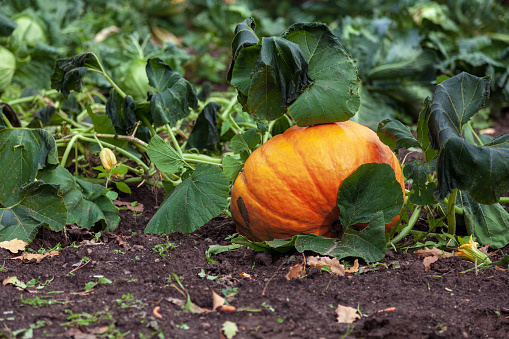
[1,113,509,339]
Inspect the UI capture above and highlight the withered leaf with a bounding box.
[307,256,345,276]
[335,304,360,323]
[0,239,28,253]
[286,263,305,280]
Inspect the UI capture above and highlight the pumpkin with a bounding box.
[230,120,405,242]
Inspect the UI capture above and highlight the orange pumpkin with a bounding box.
[230,120,405,242]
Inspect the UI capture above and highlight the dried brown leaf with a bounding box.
[413,248,453,271]
[166,297,212,314]
[335,304,360,323]
[307,256,345,276]
[285,263,305,280]
[114,200,144,213]
[0,239,28,253]
[212,290,226,311]
[345,259,359,273]
[239,272,253,280]
[9,251,59,263]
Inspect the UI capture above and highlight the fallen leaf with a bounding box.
[3,276,27,289]
[114,200,144,213]
[166,297,212,314]
[153,306,163,319]
[335,304,360,323]
[0,239,28,253]
[239,272,253,280]
[413,247,453,271]
[10,251,59,263]
[307,256,345,276]
[212,290,226,311]
[222,321,238,339]
[345,259,359,273]
[285,263,305,280]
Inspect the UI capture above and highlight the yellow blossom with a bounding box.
[99,148,117,171]
[455,235,491,265]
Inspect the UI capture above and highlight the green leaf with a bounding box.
[87,104,127,148]
[284,23,360,126]
[270,115,292,136]
[234,212,387,262]
[37,166,120,231]
[27,106,57,128]
[457,191,509,248]
[0,13,17,37]
[0,128,58,206]
[186,102,220,150]
[403,160,438,206]
[145,164,229,234]
[50,53,102,97]
[246,36,314,120]
[0,181,67,243]
[147,135,186,175]
[377,119,420,152]
[297,212,387,262]
[147,58,198,127]
[337,163,404,226]
[222,154,244,181]
[227,17,259,83]
[416,98,437,162]
[428,72,509,204]
[230,128,261,154]
[228,20,360,126]
[114,182,131,194]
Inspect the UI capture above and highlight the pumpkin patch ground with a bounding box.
[1,112,509,338]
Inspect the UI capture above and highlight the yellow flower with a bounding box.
[455,235,491,265]
[99,148,117,172]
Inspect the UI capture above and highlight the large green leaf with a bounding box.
[377,119,420,152]
[234,212,387,262]
[0,128,58,206]
[145,164,229,234]
[457,191,509,248]
[403,160,438,206]
[147,135,186,175]
[0,181,66,243]
[284,23,360,126]
[337,163,404,226]
[37,166,120,231]
[186,102,221,150]
[227,17,259,83]
[50,53,102,97]
[428,72,509,204]
[228,19,360,127]
[246,36,314,120]
[146,58,198,127]
[0,13,17,36]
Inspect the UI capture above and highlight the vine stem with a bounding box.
[6,89,59,105]
[388,205,423,247]
[446,188,458,235]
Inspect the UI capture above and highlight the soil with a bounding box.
[1,112,509,339]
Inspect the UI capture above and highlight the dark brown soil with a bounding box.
[1,111,509,339]
[1,186,509,339]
